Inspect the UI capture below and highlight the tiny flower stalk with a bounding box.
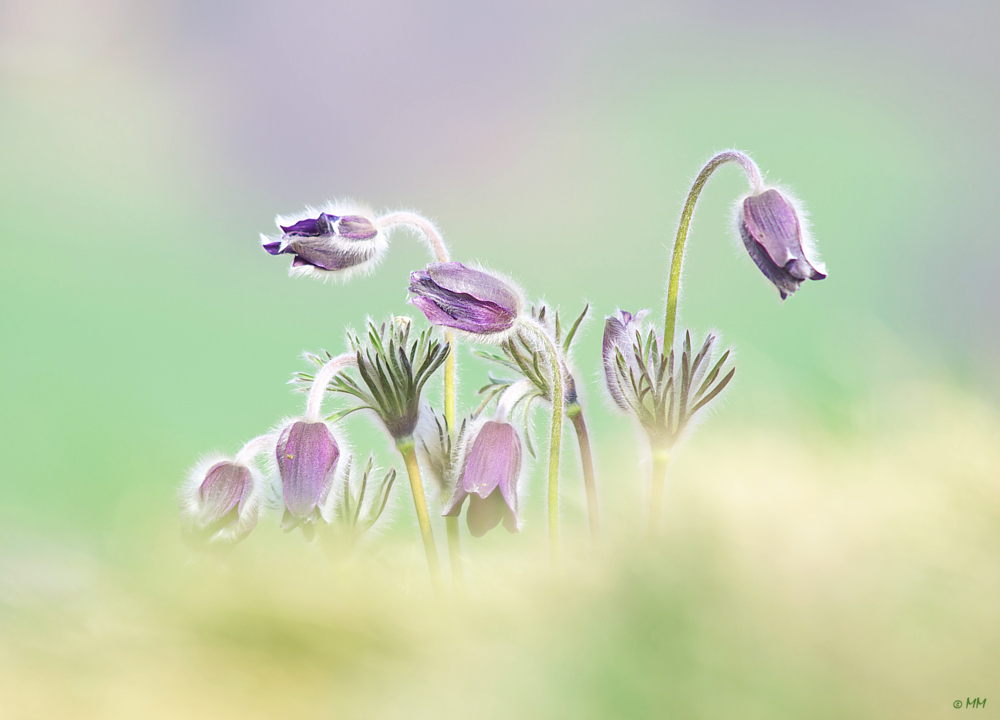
[328,318,449,594]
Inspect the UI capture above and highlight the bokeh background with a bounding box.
[2,0,998,717]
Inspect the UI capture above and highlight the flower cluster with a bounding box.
[182,147,826,582]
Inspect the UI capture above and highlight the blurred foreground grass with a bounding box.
[1,381,996,720]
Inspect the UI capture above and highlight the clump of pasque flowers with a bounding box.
[182,146,826,585]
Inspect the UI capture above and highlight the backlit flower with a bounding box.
[443,420,521,537]
[275,420,341,537]
[409,262,522,339]
[261,204,388,280]
[738,188,826,299]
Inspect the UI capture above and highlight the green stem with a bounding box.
[567,404,600,544]
[398,438,443,596]
[445,515,464,593]
[520,319,564,569]
[648,444,671,538]
[442,330,464,590]
[663,150,763,348]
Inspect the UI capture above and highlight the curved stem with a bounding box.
[519,318,564,569]
[305,353,357,422]
[234,434,274,465]
[398,437,444,596]
[648,443,671,538]
[567,404,600,544]
[376,211,451,265]
[663,150,764,348]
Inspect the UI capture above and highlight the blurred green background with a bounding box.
[1,1,998,717]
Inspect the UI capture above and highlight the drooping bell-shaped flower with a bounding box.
[443,420,521,537]
[261,204,388,280]
[409,262,523,340]
[275,420,341,537]
[181,454,263,544]
[738,188,826,299]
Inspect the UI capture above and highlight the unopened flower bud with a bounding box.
[261,204,388,280]
[181,453,264,544]
[409,262,523,339]
[738,188,826,299]
[443,420,521,537]
[602,309,649,413]
[275,420,341,535]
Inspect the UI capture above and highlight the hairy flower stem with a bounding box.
[567,403,600,544]
[520,319,564,569]
[305,353,357,422]
[648,444,671,538]
[398,437,444,596]
[664,150,764,348]
[377,211,463,589]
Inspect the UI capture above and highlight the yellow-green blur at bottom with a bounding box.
[1,384,996,720]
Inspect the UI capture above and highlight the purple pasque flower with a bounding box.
[602,309,650,413]
[443,420,521,537]
[738,188,826,299]
[261,204,388,280]
[409,262,523,339]
[182,456,263,543]
[275,420,341,537]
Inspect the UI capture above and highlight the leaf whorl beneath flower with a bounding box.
[329,319,450,440]
[607,325,735,446]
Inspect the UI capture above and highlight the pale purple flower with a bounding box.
[408,262,522,338]
[275,420,340,536]
[261,205,388,280]
[181,456,263,543]
[443,421,521,538]
[602,309,650,413]
[739,189,826,299]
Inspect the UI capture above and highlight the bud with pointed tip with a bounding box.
[738,188,826,299]
[181,455,263,544]
[442,420,521,538]
[408,262,523,340]
[261,204,388,280]
[275,420,341,538]
[602,309,650,414]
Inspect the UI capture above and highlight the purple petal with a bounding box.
[262,239,283,255]
[276,421,339,519]
[742,190,826,298]
[336,215,378,240]
[408,264,520,334]
[280,214,334,237]
[451,421,520,536]
[285,236,379,271]
[199,462,251,524]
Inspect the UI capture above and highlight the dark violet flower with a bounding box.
[181,456,263,544]
[409,262,523,339]
[275,420,341,538]
[738,188,826,299]
[261,204,388,280]
[443,420,521,538]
